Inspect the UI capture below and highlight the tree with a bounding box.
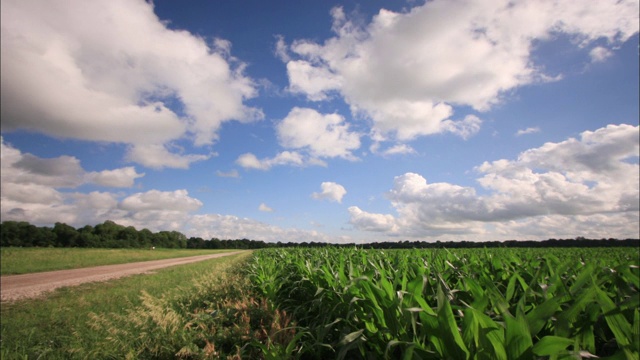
[52,222,79,247]
[94,220,125,247]
[187,237,205,249]
[208,238,222,249]
[1,221,26,247]
[118,226,140,248]
[32,226,56,247]
[138,228,154,248]
[78,225,101,247]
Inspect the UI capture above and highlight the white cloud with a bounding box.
[589,46,613,63]
[312,182,347,203]
[1,183,64,205]
[236,153,266,170]
[236,151,324,170]
[286,61,342,101]
[119,190,202,213]
[274,35,291,62]
[86,167,145,188]
[356,100,455,141]
[258,203,274,212]
[492,212,639,240]
[242,107,361,171]
[277,107,361,159]
[284,0,638,141]
[516,127,541,136]
[349,124,639,239]
[1,0,261,168]
[126,144,212,170]
[348,206,398,233]
[70,191,125,226]
[380,144,417,156]
[111,189,204,231]
[442,115,483,140]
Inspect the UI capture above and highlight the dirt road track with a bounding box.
[0,251,245,302]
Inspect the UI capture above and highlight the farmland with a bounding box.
[246,247,638,359]
[1,246,638,359]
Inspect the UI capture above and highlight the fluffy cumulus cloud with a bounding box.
[312,182,347,203]
[1,0,261,169]
[112,190,204,231]
[281,0,638,142]
[277,107,361,159]
[238,107,361,170]
[348,206,399,233]
[349,124,640,240]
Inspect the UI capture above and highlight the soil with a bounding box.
[0,251,245,302]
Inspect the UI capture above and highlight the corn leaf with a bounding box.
[595,284,633,348]
[437,281,470,359]
[505,308,533,360]
[532,336,574,356]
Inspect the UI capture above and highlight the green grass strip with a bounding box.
[0,247,235,275]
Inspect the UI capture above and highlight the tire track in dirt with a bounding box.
[0,251,246,302]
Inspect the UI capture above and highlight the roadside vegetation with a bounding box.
[0,247,235,275]
[1,252,255,359]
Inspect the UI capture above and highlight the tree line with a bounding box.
[0,220,268,249]
[1,220,638,249]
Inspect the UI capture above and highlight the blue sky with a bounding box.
[1,0,638,243]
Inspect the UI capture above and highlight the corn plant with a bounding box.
[247,247,639,359]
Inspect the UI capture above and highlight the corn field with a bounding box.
[247,247,639,359]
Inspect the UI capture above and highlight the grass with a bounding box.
[0,247,236,275]
[0,251,253,359]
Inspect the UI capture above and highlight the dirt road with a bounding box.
[0,251,245,302]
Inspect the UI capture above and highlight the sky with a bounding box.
[1,0,639,243]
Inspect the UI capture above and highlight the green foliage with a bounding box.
[247,247,640,359]
[0,220,273,250]
[1,252,257,359]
